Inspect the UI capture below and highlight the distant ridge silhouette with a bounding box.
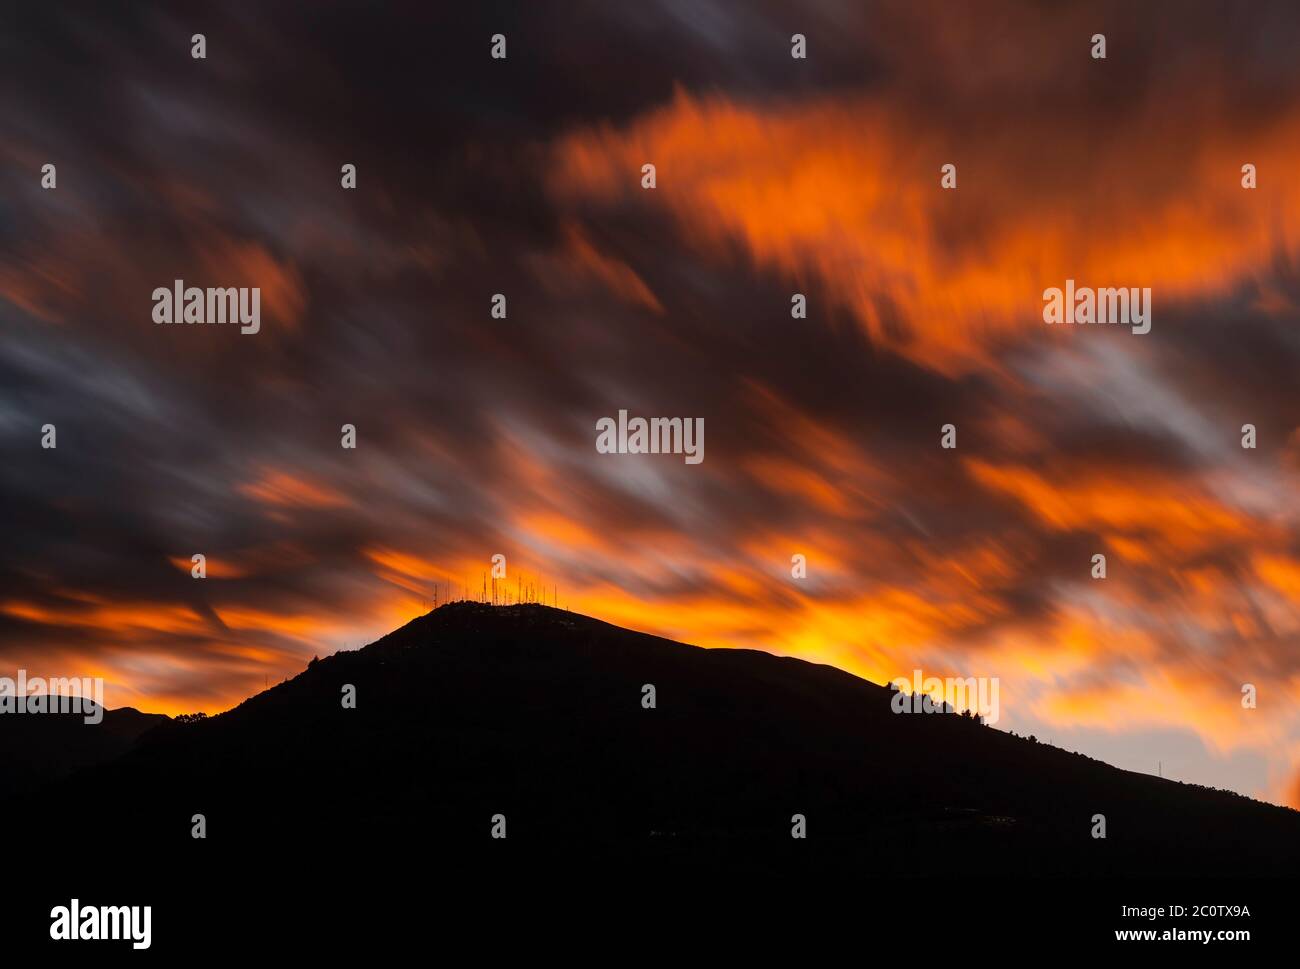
[5,602,1299,878]
[0,703,167,801]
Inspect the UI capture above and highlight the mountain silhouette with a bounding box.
[5,602,1298,879]
[0,702,167,802]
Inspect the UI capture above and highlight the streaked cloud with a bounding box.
[1,0,1297,806]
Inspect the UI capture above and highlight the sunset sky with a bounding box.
[2,1,1298,807]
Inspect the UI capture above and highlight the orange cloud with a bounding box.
[552,90,1300,371]
[1034,665,1292,756]
[196,239,308,332]
[1254,553,1300,600]
[966,459,1256,551]
[238,468,347,509]
[2,599,207,638]
[211,607,329,641]
[548,224,664,313]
